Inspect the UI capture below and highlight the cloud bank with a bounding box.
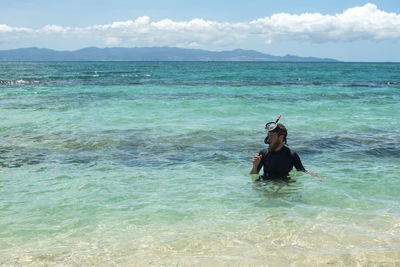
[1,3,400,48]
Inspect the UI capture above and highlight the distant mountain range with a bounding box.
[0,47,339,62]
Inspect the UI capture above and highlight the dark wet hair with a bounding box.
[265,123,287,144]
[275,123,288,144]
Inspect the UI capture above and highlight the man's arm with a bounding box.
[292,150,326,180]
[305,170,327,180]
[291,150,306,172]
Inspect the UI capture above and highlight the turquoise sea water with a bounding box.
[1,62,400,265]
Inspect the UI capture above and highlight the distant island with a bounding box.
[0,47,339,62]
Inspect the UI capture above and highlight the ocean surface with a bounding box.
[1,62,399,266]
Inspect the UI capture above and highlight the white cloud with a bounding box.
[105,37,122,46]
[1,3,399,48]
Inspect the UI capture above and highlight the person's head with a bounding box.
[264,123,287,151]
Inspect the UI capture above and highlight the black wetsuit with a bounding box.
[257,146,305,180]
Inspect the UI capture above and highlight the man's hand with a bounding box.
[252,153,262,166]
[250,153,262,174]
[305,170,327,180]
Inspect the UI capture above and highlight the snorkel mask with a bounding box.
[264,115,282,144]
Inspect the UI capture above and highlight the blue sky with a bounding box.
[1,0,399,61]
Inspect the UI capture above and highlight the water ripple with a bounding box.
[2,78,400,88]
[1,129,399,169]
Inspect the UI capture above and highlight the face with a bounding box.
[267,131,283,150]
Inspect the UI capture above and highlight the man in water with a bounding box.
[250,119,320,181]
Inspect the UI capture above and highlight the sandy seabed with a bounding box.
[3,218,400,266]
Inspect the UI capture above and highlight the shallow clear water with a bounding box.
[1,62,400,265]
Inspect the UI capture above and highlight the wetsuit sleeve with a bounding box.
[291,150,306,172]
[256,161,263,173]
[256,150,265,173]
